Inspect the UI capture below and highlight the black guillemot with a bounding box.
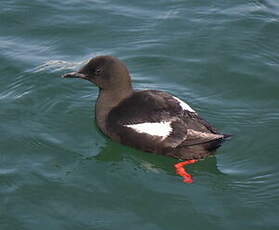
[62,55,231,183]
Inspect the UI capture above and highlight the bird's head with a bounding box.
[62,55,131,90]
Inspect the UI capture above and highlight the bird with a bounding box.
[62,55,231,183]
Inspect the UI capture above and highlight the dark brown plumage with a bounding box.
[62,55,230,160]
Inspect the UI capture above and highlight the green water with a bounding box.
[1,0,279,229]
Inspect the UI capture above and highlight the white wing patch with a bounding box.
[172,96,196,113]
[124,121,172,138]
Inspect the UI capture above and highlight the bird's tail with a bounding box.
[206,133,232,151]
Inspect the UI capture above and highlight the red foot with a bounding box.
[174,160,198,183]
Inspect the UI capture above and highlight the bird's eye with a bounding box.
[95,68,101,75]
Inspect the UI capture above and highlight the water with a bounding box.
[1,0,279,229]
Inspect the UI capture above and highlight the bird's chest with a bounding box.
[95,104,110,135]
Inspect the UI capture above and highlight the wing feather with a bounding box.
[106,90,221,154]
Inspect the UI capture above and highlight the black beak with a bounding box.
[61,72,87,79]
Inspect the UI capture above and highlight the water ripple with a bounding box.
[31,60,84,73]
[1,0,279,228]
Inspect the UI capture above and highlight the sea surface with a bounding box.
[1,0,279,229]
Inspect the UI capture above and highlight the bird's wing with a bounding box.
[106,90,219,153]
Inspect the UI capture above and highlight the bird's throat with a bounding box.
[95,87,133,135]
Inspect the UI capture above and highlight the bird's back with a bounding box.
[104,90,228,160]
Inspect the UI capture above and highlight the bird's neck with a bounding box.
[95,86,133,135]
